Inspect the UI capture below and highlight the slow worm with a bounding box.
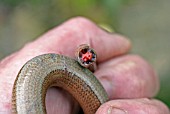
[12,46,108,114]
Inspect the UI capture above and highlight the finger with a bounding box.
[96,98,170,114]
[46,87,80,114]
[22,16,131,62]
[95,55,159,99]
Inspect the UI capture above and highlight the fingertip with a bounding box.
[96,99,170,114]
[96,100,127,114]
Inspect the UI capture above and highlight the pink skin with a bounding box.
[0,17,169,114]
[96,98,170,114]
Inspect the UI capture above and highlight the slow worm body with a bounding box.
[12,54,108,114]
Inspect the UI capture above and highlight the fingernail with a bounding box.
[108,107,126,114]
[98,24,115,33]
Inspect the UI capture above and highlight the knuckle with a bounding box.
[63,17,99,38]
[56,17,98,46]
[126,54,152,69]
[68,16,97,30]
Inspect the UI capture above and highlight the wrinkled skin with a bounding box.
[0,17,169,114]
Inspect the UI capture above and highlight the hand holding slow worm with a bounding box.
[0,17,169,114]
[12,45,108,114]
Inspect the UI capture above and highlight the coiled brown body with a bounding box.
[12,54,108,114]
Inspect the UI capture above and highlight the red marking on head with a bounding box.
[82,52,92,62]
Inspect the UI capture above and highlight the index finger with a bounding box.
[25,17,131,62]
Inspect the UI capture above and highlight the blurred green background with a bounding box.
[0,0,169,107]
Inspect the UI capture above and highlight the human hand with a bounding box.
[0,17,169,114]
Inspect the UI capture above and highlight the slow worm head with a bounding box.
[12,54,108,114]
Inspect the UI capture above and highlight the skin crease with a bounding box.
[0,17,169,114]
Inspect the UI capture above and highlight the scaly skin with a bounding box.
[12,54,108,114]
